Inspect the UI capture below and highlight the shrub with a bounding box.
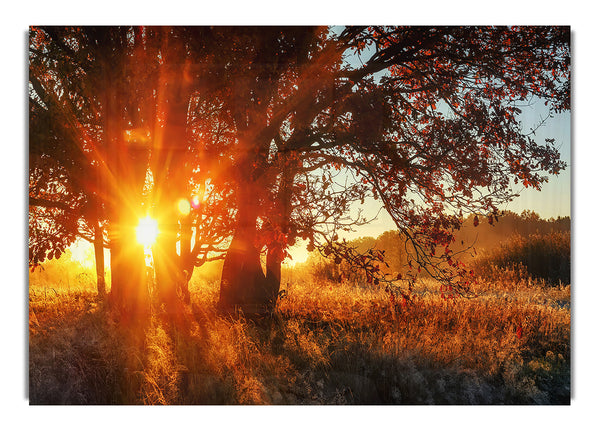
[475,231,570,285]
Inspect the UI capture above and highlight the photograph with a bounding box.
[27,25,571,406]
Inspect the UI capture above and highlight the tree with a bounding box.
[28,26,237,317]
[29,27,166,317]
[191,26,569,312]
[29,26,570,318]
[29,27,111,296]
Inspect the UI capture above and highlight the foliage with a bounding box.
[29,27,109,268]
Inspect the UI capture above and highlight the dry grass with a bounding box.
[29,271,570,405]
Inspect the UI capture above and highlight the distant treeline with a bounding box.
[294,211,570,286]
[454,210,570,255]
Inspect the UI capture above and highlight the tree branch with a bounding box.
[29,196,78,214]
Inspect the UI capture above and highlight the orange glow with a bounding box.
[136,216,159,247]
[123,128,151,146]
[177,198,191,216]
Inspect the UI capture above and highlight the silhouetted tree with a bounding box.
[29,27,110,296]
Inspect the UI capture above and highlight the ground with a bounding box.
[28,275,570,405]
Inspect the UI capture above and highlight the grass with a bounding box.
[29,267,570,405]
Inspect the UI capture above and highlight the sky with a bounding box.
[353,103,572,223]
[504,108,571,218]
[336,32,572,218]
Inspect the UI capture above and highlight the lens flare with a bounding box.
[178,198,191,215]
[136,216,159,247]
[191,195,201,209]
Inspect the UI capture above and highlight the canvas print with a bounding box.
[28,26,571,404]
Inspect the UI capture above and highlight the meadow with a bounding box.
[29,230,570,405]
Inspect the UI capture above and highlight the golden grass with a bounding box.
[29,273,570,405]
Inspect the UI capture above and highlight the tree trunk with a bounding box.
[218,232,275,316]
[109,224,148,322]
[218,179,281,315]
[153,217,179,307]
[179,214,193,304]
[103,82,149,322]
[218,152,295,315]
[265,246,283,304]
[106,142,149,320]
[218,186,271,315]
[151,53,193,310]
[93,220,106,298]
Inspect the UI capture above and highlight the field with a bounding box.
[29,263,570,405]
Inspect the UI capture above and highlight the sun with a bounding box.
[136,216,159,247]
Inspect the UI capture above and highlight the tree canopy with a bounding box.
[28,26,570,315]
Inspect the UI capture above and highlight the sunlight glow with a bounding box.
[123,128,151,146]
[136,216,159,247]
[69,240,95,269]
[178,198,191,216]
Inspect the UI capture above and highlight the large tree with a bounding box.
[191,26,569,313]
[29,26,570,317]
[30,27,168,316]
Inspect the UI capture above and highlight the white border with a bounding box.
[4,2,596,429]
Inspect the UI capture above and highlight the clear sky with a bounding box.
[502,107,571,219]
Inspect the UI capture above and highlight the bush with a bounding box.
[475,231,570,285]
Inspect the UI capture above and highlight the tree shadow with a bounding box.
[29,298,149,404]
